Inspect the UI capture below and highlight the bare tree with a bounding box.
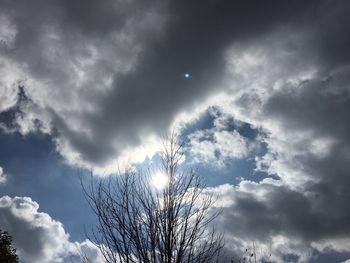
[233,243,272,263]
[79,251,93,263]
[82,137,224,263]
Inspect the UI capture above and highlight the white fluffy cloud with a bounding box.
[0,195,103,263]
[188,128,255,166]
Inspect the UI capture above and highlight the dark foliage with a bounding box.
[0,229,19,263]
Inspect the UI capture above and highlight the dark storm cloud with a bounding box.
[219,179,350,243]
[207,13,350,258]
[0,0,159,81]
[220,184,314,240]
[0,0,167,167]
[0,0,320,167]
[187,2,350,259]
[255,73,350,240]
[56,0,318,165]
[265,72,350,146]
[211,179,350,261]
[311,1,350,70]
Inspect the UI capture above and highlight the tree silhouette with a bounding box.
[232,243,272,263]
[83,136,224,263]
[0,229,19,263]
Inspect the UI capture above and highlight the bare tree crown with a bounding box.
[83,137,223,263]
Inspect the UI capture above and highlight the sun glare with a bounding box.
[151,172,169,190]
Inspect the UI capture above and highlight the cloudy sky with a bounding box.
[1,0,350,262]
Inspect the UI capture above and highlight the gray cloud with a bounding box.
[0,0,319,169]
[265,72,350,147]
[220,181,350,242]
[178,2,350,260]
[258,73,350,241]
[205,176,350,262]
[1,1,350,261]
[81,0,318,164]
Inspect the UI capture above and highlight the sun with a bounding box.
[151,172,169,190]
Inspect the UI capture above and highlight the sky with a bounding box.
[0,0,350,262]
